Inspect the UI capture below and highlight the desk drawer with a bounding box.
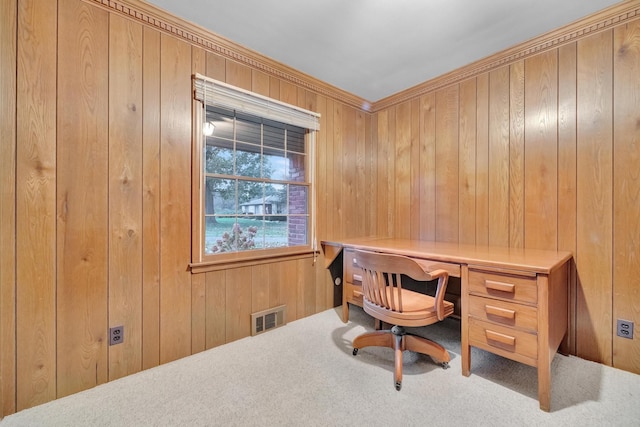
[468,295,537,332]
[344,249,363,284]
[468,269,537,304]
[468,317,537,364]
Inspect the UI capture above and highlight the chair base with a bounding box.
[352,326,450,391]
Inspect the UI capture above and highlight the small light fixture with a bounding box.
[203,121,215,136]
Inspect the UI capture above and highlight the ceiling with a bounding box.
[146,0,621,102]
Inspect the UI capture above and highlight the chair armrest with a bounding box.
[428,269,449,320]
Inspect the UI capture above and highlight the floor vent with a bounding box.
[251,305,286,336]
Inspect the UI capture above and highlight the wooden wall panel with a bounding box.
[342,106,357,238]
[333,103,344,239]
[488,67,511,247]
[159,34,192,364]
[576,30,613,364]
[376,109,391,237]
[475,74,490,246]
[205,270,226,349]
[409,99,421,238]
[509,61,525,249]
[459,79,477,245]
[190,46,206,355]
[225,267,252,342]
[525,50,558,251]
[15,0,57,411]
[56,0,109,398]
[435,86,459,242]
[108,13,143,381]
[557,42,578,354]
[394,101,412,239]
[419,94,436,241]
[0,0,17,416]
[141,26,161,371]
[613,21,640,372]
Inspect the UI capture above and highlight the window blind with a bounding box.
[194,73,320,131]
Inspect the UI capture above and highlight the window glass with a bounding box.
[201,107,311,256]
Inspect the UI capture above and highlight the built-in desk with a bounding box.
[321,237,572,412]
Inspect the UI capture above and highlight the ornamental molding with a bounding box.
[89,0,640,113]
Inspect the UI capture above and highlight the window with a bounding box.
[193,75,320,265]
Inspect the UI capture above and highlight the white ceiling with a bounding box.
[146,0,621,102]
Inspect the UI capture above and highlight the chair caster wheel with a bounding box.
[441,362,449,369]
[353,348,359,356]
[395,381,402,391]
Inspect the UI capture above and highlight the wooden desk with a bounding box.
[321,237,572,412]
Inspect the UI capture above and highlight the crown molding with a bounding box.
[87,0,639,114]
[371,0,640,112]
[87,0,371,111]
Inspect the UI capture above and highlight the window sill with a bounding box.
[190,248,318,273]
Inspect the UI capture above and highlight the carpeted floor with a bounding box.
[2,306,639,426]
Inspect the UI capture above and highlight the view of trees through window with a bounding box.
[203,107,309,255]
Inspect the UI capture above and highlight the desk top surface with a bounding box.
[321,237,572,274]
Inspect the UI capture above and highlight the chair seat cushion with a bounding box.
[363,288,454,327]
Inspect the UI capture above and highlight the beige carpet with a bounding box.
[2,306,639,426]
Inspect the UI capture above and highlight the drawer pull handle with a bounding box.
[486,330,516,346]
[353,274,362,282]
[485,305,516,320]
[353,258,358,266]
[353,290,363,298]
[485,280,515,294]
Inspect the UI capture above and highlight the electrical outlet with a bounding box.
[109,325,124,345]
[616,319,634,340]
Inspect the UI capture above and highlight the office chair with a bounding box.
[351,249,453,391]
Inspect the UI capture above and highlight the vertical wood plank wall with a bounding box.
[1,0,639,418]
[373,20,640,373]
[0,0,367,415]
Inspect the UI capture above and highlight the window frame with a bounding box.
[191,75,319,269]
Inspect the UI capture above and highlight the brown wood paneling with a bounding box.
[108,13,143,381]
[356,108,367,239]
[576,30,613,364]
[488,67,511,247]
[280,80,298,106]
[251,264,270,313]
[56,0,109,398]
[342,106,357,238]
[141,26,161,371]
[297,258,316,318]
[191,272,206,353]
[524,50,558,251]
[282,259,299,322]
[333,102,344,238]
[376,109,390,237]
[251,70,270,97]
[225,267,252,342]
[509,61,525,249]
[459,79,477,244]
[435,85,459,243]
[410,99,421,238]
[190,46,206,355]
[419,94,436,241]
[475,73,490,246]
[557,42,578,355]
[324,98,335,239]
[205,270,226,349]
[225,60,251,90]
[0,0,17,416]
[205,51,226,81]
[159,33,192,364]
[394,101,412,239]
[613,21,640,373]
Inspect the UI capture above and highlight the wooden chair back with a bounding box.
[354,249,449,320]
